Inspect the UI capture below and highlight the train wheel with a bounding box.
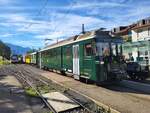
[61,70,66,76]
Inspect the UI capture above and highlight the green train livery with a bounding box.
[29,30,127,84]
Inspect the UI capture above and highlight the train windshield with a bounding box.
[111,43,122,56]
[11,55,18,60]
[96,42,122,56]
[96,42,110,56]
[96,42,123,63]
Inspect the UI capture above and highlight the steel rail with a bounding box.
[18,65,94,113]
[6,64,97,113]
[15,70,58,113]
[23,66,94,113]
[64,93,95,113]
[19,65,106,113]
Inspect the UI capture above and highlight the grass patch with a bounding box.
[24,84,54,97]
[25,87,38,97]
[0,58,10,65]
[37,84,52,94]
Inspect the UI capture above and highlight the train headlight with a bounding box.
[100,61,104,64]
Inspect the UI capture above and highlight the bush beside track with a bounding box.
[0,56,10,65]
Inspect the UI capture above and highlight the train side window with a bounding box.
[145,51,148,55]
[84,43,92,56]
[66,46,71,59]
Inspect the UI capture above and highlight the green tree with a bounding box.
[0,40,11,59]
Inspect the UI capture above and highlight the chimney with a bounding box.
[82,24,85,34]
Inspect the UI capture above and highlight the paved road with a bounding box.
[22,65,150,113]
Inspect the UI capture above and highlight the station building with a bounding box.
[112,17,150,69]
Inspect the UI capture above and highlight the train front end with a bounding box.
[94,34,127,83]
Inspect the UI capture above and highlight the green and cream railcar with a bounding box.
[39,30,127,83]
[30,52,37,64]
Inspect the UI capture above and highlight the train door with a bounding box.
[73,44,80,80]
[39,52,42,69]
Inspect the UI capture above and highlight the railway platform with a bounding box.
[0,74,32,113]
[23,65,150,113]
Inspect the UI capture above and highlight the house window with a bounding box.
[148,27,150,36]
[137,32,139,38]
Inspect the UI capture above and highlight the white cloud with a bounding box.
[73,1,127,9]
[1,0,150,48]
[5,12,106,40]
[35,31,65,39]
[10,40,43,48]
[1,33,14,37]
[32,12,107,42]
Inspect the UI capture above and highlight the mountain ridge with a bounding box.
[6,43,31,55]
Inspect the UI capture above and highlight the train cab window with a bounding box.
[118,44,122,55]
[96,42,109,56]
[111,43,117,56]
[84,43,92,56]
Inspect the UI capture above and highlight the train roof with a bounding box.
[40,29,122,52]
[25,52,37,56]
[30,52,37,55]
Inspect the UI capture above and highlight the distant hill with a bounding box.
[6,43,31,55]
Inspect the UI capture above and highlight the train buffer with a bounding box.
[42,92,80,113]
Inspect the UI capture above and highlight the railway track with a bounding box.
[16,71,59,113]
[17,69,93,113]
[22,65,150,112]
[0,65,103,113]
[1,64,150,113]
[22,64,150,94]
[0,65,57,113]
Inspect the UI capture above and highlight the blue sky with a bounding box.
[0,0,150,49]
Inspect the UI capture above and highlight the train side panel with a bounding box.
[54,47,62,70]
[25,55,31,64]
[41,47,61,70]
[31,53,36,64]
[78,39,97,82]
[40,39,103,83]
[62,44,73,72]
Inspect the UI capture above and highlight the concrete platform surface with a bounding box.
[42,92,79,112]
[0,75,33,113]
